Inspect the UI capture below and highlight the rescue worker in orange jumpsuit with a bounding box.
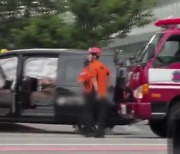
[78,58,95,136]
[88,47,111,138]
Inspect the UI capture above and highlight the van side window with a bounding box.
[0,57,18,89]
[62,57,115,84]
[64,60,82,82]
[24,58,58,79]
[154,35,180,67]
[100,57,116,86]
[22,57,58,108]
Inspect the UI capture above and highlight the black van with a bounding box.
[0,48,134,129]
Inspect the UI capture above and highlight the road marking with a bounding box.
[0,143,167,146]
[0,143,167,151]
[0,146,167,151]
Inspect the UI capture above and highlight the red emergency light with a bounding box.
[155,18,180,27]
[155,18,180,28]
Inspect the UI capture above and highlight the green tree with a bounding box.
[0,0,64,48]
[12,0,155,49]
[12,15,76,48]
[66,0,155,47]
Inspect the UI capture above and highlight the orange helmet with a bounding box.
[88,47,101,56]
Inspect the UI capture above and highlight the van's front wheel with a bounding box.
[149,119,167,138]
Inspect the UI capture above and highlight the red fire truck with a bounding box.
[119,18,180,137]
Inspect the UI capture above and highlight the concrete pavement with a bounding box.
[0,122,167,154]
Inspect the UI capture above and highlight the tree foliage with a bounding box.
[0,0,64,48]
[12,15,76,48]
[0,0,155,49]
[65,0,154,47]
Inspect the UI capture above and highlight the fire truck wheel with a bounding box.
[167,102,180,138]
[149,119,167,138]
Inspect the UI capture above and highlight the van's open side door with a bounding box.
[0,56,18,116]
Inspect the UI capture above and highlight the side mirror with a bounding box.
[126,59,131,66]
[113,50,123,64]
[129,56,134,60]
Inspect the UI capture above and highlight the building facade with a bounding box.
[108,0,180,57]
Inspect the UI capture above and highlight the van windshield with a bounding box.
[137,33,163,64]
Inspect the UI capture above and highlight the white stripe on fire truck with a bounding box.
[149,85,180,89]
[150,82,180,85]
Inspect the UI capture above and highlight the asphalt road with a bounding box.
[0,121,167,154]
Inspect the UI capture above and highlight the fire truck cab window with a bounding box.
[154,35,180,67]
[139,33,163,64]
